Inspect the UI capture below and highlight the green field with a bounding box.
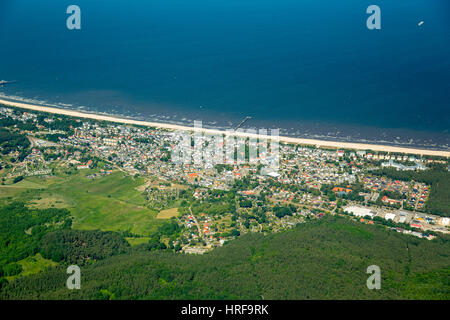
[0,180,44,189]
[125,237,152,246]
[156,207,179,219]
[0,170,161,236]
[27,193,74,209]
[0,175,64,203]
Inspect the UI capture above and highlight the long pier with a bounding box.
[0,80,16,86]
[235,116,252,130]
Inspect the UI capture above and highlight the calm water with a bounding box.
[0,0,449,149]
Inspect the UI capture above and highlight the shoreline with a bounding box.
[1,98,449,158]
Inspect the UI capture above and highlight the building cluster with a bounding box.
[1,106,448,252]
[361,176,429,210]
[344,205,448,237]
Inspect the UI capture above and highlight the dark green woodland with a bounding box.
[1,216,448,300]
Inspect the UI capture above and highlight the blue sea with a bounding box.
[0,0,449,149]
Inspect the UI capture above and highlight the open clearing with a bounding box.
[0,179,45,189]
[1,169,163,236]
[156,207,179,219]
[27,193,74,209]
[126,237,151,246]
[6,254,58,281]
[43,170,161,236]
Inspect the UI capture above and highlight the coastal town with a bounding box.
[2,0,450,303]
[1,105,449,254]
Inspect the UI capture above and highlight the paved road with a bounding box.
[189,206,202,237]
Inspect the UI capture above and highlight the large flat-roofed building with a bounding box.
[344,206,376,218]
[384,213,396,221]
[437,217,449,226]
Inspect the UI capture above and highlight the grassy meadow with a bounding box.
[1,169,162,236]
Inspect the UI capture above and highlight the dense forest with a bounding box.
[0,203,72,277]
[40,230,130,266]
[1,216,448,300]
[372,165,450,217]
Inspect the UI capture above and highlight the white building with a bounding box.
[384,213,396,221]
[344,206,376,218]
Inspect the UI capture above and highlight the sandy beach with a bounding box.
[0,98,449,158]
